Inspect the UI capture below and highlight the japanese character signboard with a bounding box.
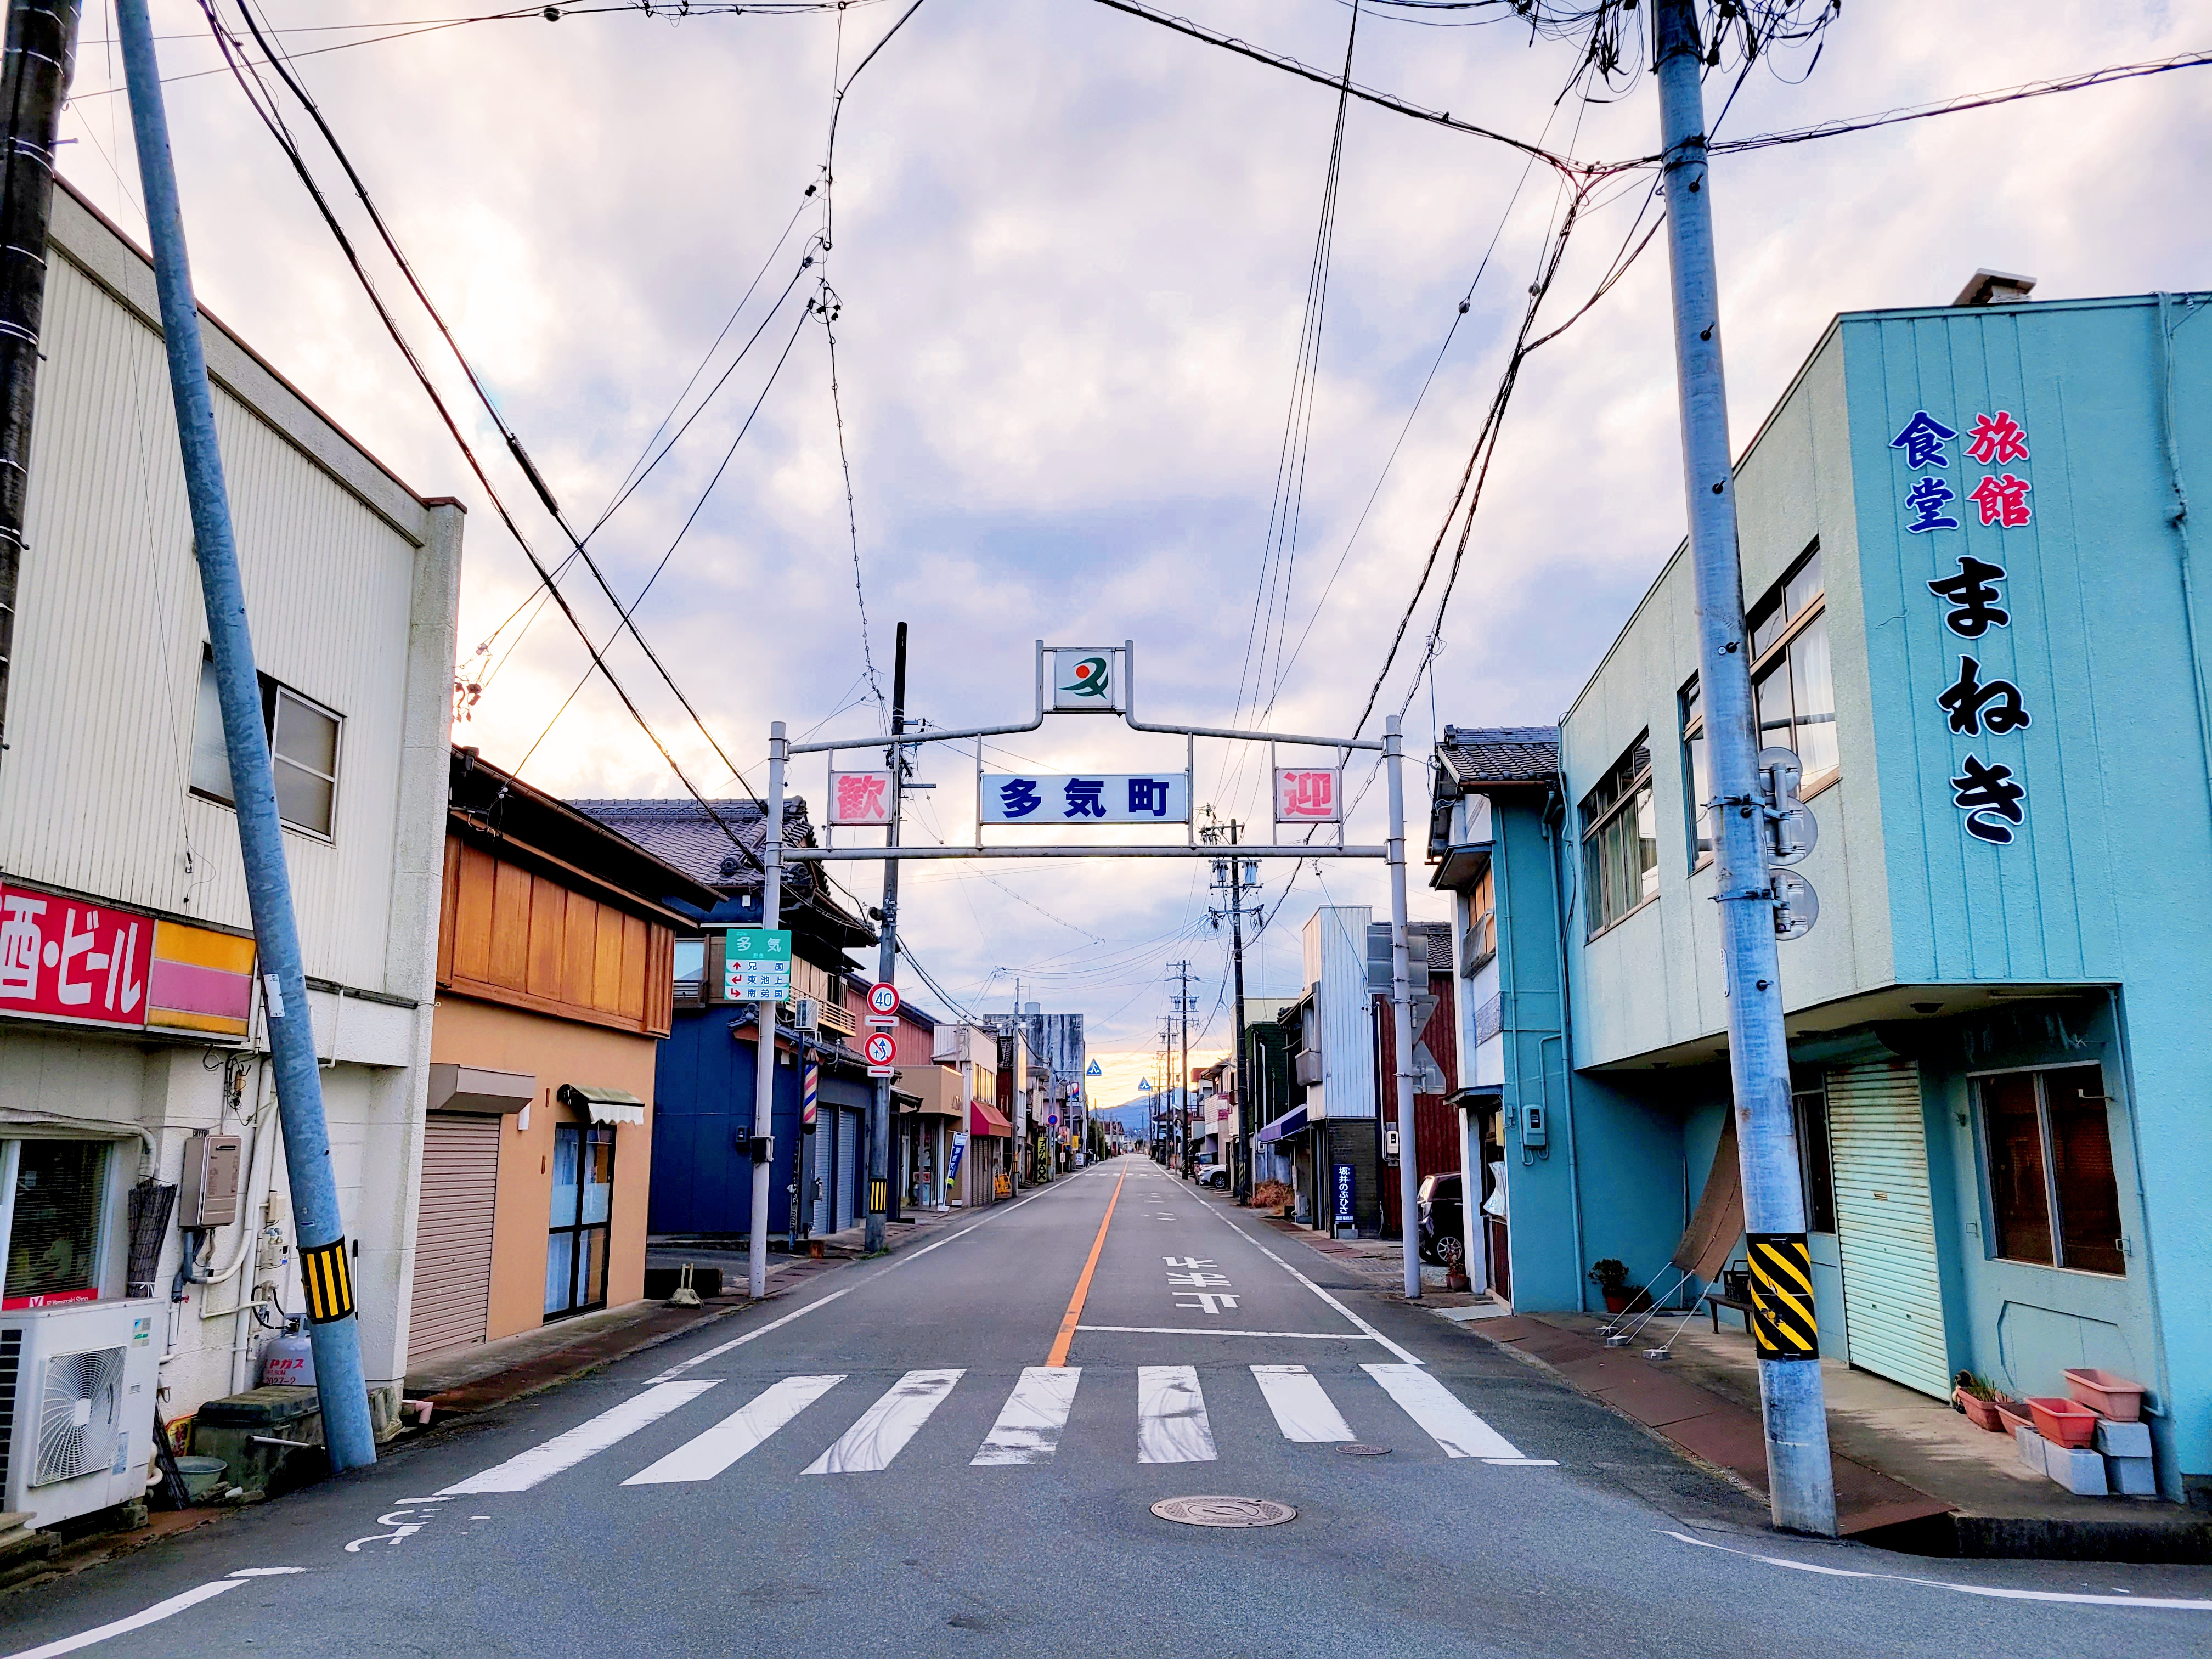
[1889,404,2037,846]
[828,770,893,826]
[980,773,1189,825]
[0,883,256,1039]
[723,927,793,1001]
[1274,768,1342,823]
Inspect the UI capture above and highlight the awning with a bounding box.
[1671,1118,1743,1280]
[1256,1103,1310,1146]
[557,1083,646,1126]
[969,1099,1013,1137]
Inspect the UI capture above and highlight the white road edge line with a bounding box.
[1195,1203,1425,1365]
[2,1579,246,1659]
[645,1177,1077,1384]
[1075,1324,1380,1340]
[1666,1530,2212,1611]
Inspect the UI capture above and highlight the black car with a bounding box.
[1416,1172,1466,1271]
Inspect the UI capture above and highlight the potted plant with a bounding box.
[1588,1259,1649,1316]
[1952,1372,2012,1433]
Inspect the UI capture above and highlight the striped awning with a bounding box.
[1256,1103,1310,1146]
[557,1083,645,1126]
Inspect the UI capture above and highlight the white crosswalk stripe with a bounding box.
[1251,1364,1356,1442]
[805,1369,965,1474]
[438,1380,720,1495]
[624,1375,845,1486]
[436,1367,1549,1493]
[972,1367,1081,1466]
[1136,1365,1216,1464]
[1363,1363,1527,1460]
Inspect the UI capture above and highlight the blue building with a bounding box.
[570,798,880,1241]
[1429,281,2212,1506]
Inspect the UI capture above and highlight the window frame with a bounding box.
[1463,867,1497,975]
[0,1137,117,1308]
[1971,1062,2126,1278]
[189,649,346,843]
[1746,544,1838,798]
[1792,1085,1837,1235]
[1680,676,1713,873]
[1578,734,1659,941]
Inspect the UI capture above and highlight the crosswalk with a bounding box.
[436,1364,1553,1497]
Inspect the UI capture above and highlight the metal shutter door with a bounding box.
[810,1128,832,1237]
[1826,1062,1950,1398]
[408,1114,501,1359]
[835,1111,860,1232]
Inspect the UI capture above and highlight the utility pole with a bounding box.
[1203,816,1259,1201]
[1385,715,1421,1301]
[1654,0,1835,1536]
[0,0,81,755]
[750,719,786,1300]
[865,623,906,1254]
[116,0,376,1470]
[1166,962,1194,1178]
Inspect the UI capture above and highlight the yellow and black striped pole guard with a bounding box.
[301,1237,356,1324]
[1746,1231,1817,1360]
[869,1179,888,1216]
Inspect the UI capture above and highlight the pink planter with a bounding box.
[2027,1395,2099,1449]
[1993,1398,2035,1437]
[2064,1368,2145,1423]
[1954,1389,2008,1433]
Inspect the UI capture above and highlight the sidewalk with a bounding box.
[408,1205,972,1416]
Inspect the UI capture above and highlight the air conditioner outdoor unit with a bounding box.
[0,1299,162,1529]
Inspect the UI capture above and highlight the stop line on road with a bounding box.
[435,1363,1553,1497]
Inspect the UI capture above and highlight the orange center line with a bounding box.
[1046,1169,1126,1367]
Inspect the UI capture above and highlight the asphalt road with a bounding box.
[7,1155,2210,1658]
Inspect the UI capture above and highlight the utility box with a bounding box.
[179,1132,244,1228]
[191,1387,325,1498]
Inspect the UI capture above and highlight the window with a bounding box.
[191,652,344,838]
[1793,1087,1837,1235]
[1748,546,1837,785]
[1681,676,1714,869]
[1979,1065,2124,1276]
[3,1140,110,1307]
[1580,735,1656,936]
[1463,867,1496,974]
[545,1121,615,1318]
[672,938,706,1002]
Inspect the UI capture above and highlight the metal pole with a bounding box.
[1228,822,1252,1203]
[0,0,81,754]
[1386,716,1420,1301]
[866,624,905,1252]
[115,0,377,1470]
[749,721,786,1300]
[1654,0,1834,1537]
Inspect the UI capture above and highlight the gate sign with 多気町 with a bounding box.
[981,774,1189,825]
[1276,769,1341,823]
[1051,647,1120,712]
[829,770,893,826]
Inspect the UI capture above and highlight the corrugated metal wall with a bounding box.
[1827,1060,1951,1398]
[1306,906,1374,1120]
[2,250,422,992]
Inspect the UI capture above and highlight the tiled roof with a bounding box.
[1410,921,1455,971]
[567,797,810,889]
[1436,726,1559,788]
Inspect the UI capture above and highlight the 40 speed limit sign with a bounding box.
[865,981,899,1028]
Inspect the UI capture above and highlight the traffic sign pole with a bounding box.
[749,723,787,1301]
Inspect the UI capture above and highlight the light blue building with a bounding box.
[1429,282,2212,1506]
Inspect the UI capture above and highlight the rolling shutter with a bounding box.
[408,1114,501,1359]
[1825,1061,1950,1398]
[835,1111,860,1232]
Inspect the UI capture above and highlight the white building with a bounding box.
[0,182,461,1468]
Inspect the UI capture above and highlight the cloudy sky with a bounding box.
[58,0,2209,1102]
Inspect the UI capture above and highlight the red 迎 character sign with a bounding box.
[1274,768,1342,823]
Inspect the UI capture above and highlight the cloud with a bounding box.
[61,0,2211,1049]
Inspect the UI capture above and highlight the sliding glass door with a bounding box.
[545,1122,614,1319]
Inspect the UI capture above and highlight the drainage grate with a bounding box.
[1150,1496,1297,1528]
[1335,1443,1391,1457]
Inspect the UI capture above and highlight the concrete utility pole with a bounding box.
[1385,715,1420,1301]
[0,0,80,752]
[1203,816,1257,1200]
[751,720,786,1301]
[116,0,376,1469]
[1653,0,1835,1536]
[865,623,906,1253]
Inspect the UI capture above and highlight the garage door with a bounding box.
[835,1110,860,1232]
[1826,1061,1951,1399]
[409,1114,501,1359]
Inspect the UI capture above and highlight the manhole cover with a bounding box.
[1150,1496,1297,1528]
[1336,1443,1392,1457]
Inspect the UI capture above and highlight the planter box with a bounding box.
[2028,1396,2099,1448]
[2064,1367,2145,1423]
[1994,1399,2036,1437]
[1955,1389,2008,1432]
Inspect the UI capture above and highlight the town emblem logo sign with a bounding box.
[1060,654,1110,701]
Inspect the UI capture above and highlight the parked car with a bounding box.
[1417,1172,1466,1270]
[1194,1161,1229,1189]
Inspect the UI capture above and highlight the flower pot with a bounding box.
[2027,1395,2099,1449]
[2063,1368,2145,1423]
[1601,1289,1632,1315]
[1993,1398,2035,1437]
[1954,1389,2006,1433]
